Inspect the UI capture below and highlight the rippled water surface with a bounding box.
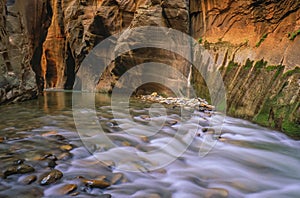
[0,92,299,198]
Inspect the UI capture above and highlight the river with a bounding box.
[0,92,299,198]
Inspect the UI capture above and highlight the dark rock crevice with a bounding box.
[30,0,53,93]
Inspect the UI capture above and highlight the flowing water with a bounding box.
[0,92,299,198]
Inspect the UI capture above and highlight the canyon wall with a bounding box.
[190,0,300,137]
[0,0,299,136]
[0,0,52,104]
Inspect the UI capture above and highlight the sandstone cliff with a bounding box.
[190,0,300,137]
[0,0,299,137]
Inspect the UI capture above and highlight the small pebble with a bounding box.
[82,178,110,189]
[140,135,149,142]
[57,152,72,160]
[122,141,131,146]
[70,192,80,196]
[56,184,77,195]
[41,131,58,137]
[204,188,229,198]
[168,120,178,125]
[60,144,73,151]
[41,154,58,161]
[111,173,123,185]
[13,159,25,165]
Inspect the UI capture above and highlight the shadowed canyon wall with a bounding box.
[0,0,52,103]
[0,0,299,136]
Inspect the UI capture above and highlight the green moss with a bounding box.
[273,65,285,79]
[244,58,253,70]
[254,59,267,69]
[255,33,268,47]
[282,66,300,78]
[253,111,270,126]
[266,65,279,71]
[227,61,238,71]
[198,37,203,44]
[253,73,299,138]
[288,29,300,41]
[282,120,300,138]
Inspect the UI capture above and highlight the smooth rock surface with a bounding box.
[40,169,63,185]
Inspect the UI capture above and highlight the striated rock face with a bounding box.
[0,0,52,104]
[0,0,299,136]
[190,0,300,137]
[190,0,300,69]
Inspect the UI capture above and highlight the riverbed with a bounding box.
[0,92,299,198]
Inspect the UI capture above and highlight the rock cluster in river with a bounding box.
[138,92,215,112]
[0,128,127,197]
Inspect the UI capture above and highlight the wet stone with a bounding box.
[48,134,65,141]
[45,159,57,168]
[13,159,25,165]
[0,137,5,143]
[122,141,131,146]
[41,153,57,160]
[143,193,161,198]
[140,135,149,142]
[70,192,80,196]
[57,152,72,160]
[140,115,150,120]
[3,164,35,178]
[82,178,111,189]
[41,131,58,137]
[40,169,63,185]
[202,128,208,132]
[111,173,123,185]
[99,194,112,198]
[60,144,73,151]
[21,175,37,185]
[167,120,178,125]
[0,186,44,198]
[204,188,229,198]
[56,184,77,195]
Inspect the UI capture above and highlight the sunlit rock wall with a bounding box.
[190,0,300,137]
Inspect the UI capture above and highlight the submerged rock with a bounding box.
[204,188,229,198]
[60,144,73,151]
[40,169,63,185]
[99,194,112,198]
[20,175,37,185]
[111,173,124,185]
[3,164,35,178]
[81,177,111,189]
[56,184,77,195]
